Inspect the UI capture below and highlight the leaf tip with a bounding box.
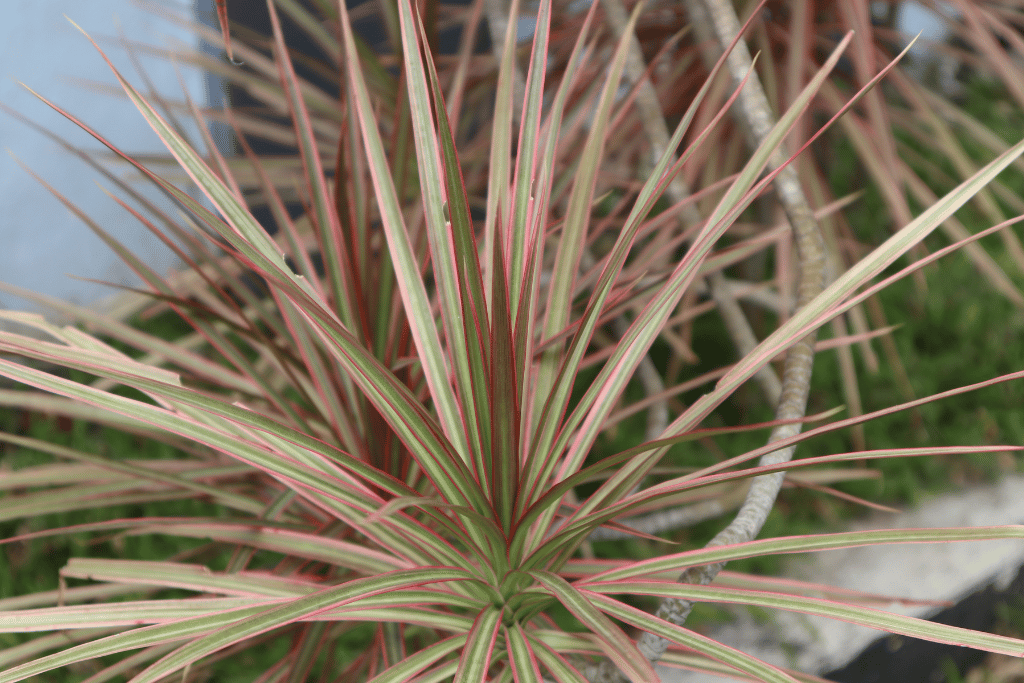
[64,14,85,35]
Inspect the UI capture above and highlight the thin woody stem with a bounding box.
[635,0,827,668]
[584,0,826,678]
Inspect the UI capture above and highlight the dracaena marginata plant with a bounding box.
[2,0,1024,681]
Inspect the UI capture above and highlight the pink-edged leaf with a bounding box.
[0,331,380,492]
[62,558,316,598]
[0,584,144,613]
[0,487,193,524]
[567,230,1024,554]
[272,291,364,450]
[366,635,467,683]
[487,229,520,532]
[395,0,493,480]
[266,0,363,338]
[426,39,512,478]
[506,622,544,683]
[579,591,799,683]
[214,0,236,63]
[530,571,657,683]
[63,531,405,585]
[422,23,499,499]
[529,636,589,683]
[0,598,270,632]
[583,581,1024,658]
[335,0,474,468]
[319,605,474,632]
[713,571,954,608]
[0,388,143,431]
[505,0,553,315]
[4,592,476,635]
[577,526,1024,583]
[804,212,1024,353]
[121,568,475,683]
[529,0,636,430]
[453,605,503,683]
[272,0,341,64]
